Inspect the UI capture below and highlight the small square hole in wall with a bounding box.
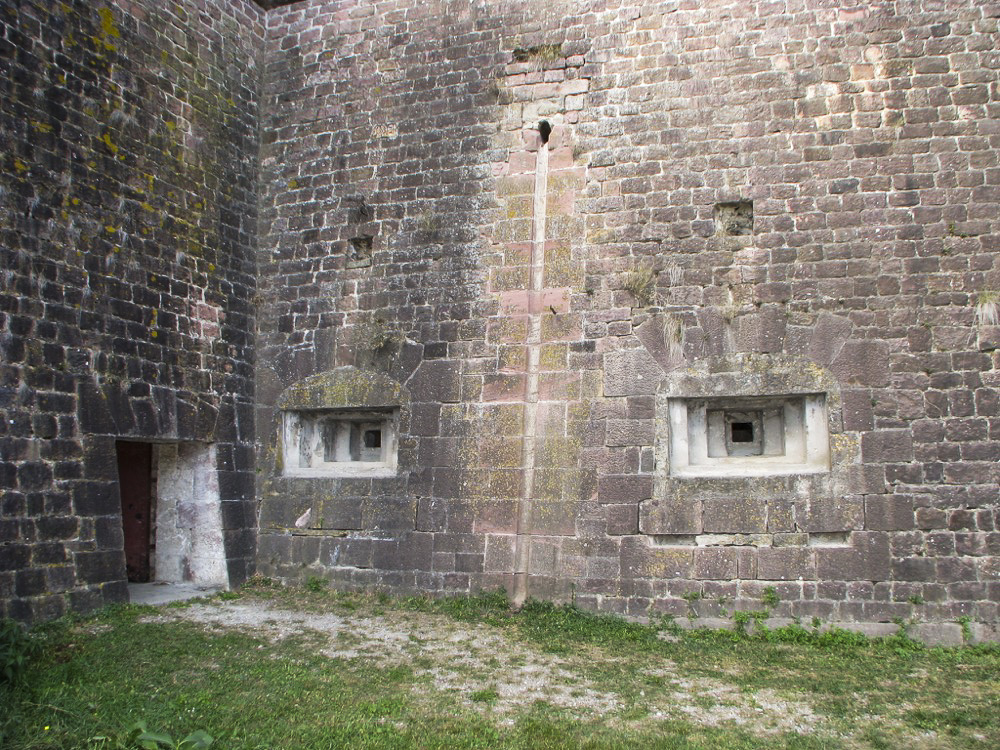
[668,395,828,477]
[347,236,373,268]
[283,409,397,477]
[714,201,753,236]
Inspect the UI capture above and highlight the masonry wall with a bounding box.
[0,0,263,621]
[255,0,1000,636]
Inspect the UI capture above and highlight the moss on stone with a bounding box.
[277,367,408,411]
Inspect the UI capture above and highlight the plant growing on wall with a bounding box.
[352,314,402,353]
[511,44,563,70]
[624,265,658,308]
[662,313,684,359]
[975,291,999,326]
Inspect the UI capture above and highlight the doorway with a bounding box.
[116,441,154,582]
[115,441,229,589]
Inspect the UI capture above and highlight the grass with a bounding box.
[622,265,658,308]
[2,583,999,749]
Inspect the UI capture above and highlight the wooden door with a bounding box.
[117,441,153,582]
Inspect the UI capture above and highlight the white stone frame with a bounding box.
[282,409,399,478]
[668,394,829,478]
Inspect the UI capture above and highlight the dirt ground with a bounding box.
[143,599,828,736]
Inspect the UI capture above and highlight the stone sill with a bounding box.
[670,465,829,479]
[282,466,397,479]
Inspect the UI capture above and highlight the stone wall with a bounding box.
[3,0,998,636]
[256,0,1000,637]
[0,0,263,621]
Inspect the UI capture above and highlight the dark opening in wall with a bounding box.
[538,120,551,144]
[348,236,373,268]
[714,201,753,236]
[730,422,754,443]
[284,409,399,476]
[512,44,563,63]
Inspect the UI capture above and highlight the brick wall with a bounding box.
[4,0,998,634]
[0,0,263,621]
[256,0,1000,634]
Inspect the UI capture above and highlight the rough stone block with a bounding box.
[693,547,738,580]
[74,551,125,585]
[361,497,416,532]
[602,348,663,397]
[484,534,515,573]
[597,474,652,504]
[528,500,578,536]
[72,482,120,517]
[702,497,767,533]
[831,340,890,386]
[605,504,639,535]
[840,389,874,431]
[621,537,693,579]
[640,495,701,535]
[472,498,518,534]
[865,496,914,531]
[735,307,786,353]
[909,623,964,647]
[757,548,816,581]
[605,419,654,446]
[816,532,890,581]
[408,360,462,404]
[808,313,852,365]
[799,496,864,533]
[861,430,914,463]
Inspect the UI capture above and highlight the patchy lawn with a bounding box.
[2,581,999,749]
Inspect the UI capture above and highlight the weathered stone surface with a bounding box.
[602,349,663,397]
[640,496,701,535]
[702,498,767,534]
[0,0,262,620]
[816,533,891,582]
[807,314,852,365]
[598,475,653,505]
[758,548,816,582]
[865,497,915,532]
[4,0,998,636]
[693,548,739,580]
[862,430,915,464]
[831,341,891,387]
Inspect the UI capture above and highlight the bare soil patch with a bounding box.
[143,599,828,735]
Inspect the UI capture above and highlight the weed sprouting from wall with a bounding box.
[663,313,684,359]
[345,194,372,223]
[512,44,564,70]
[624,265,657,308]
[666,265,683,287]
[352,314,402,353]
[975,291,999,326]
[109,108,138,129]
[721,287,740,322]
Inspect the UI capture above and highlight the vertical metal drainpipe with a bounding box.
[511,124,549,609]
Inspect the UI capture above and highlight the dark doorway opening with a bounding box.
[116,441,154,582]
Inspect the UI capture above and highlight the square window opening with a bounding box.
[714,201,753,236]
[347,236,374,268]
[283,409,398,477]
[668,394,828,477]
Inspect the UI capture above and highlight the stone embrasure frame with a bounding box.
[668,393,830,477]
[644,355,852,540]
[275,368,408,478]
[282,409,399,478]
